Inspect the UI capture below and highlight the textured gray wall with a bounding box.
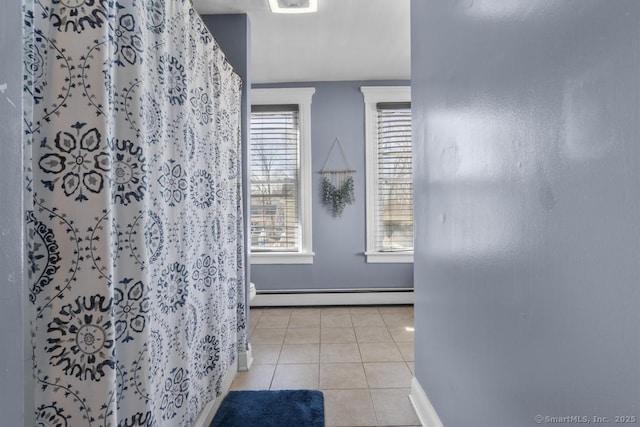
[251,81,413,291]
[412,1,640,426]
[0,0,25,423]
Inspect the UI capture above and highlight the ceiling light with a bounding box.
[268,0,318,14]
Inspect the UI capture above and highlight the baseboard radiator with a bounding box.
[251,288,413,307]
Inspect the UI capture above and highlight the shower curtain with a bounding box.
[23,0,246,425]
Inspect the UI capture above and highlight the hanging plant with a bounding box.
[321,173,355,217]
[320,137,357,217]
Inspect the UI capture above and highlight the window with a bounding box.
[250,88,315,264]
[361,86,413,263]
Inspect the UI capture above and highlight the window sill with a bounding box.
[251,251,315,265]
[365,251,414,264]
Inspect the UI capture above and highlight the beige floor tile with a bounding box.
[320,343,362,363]
[249,308,264,318]
[370,388,420,426]
[291,307,322,314]
[319,363,368,389]
[250,344,282,365]
[230,364,275,390]
[271,363,319,390]
[363,362,413,388]
[388,326,415,342]
[289,313,321,328]
[321,307,351,315]
[250,328,286,344]
[262,307,293,316]
[256,314,290,329]
[321,327,357,343]
[396,341,414,362]
[321,313,353,328]
[349,305,380,314]
[407,361,415,374]
[359,342,404,362]
[249,317,260,329]
[284,327,320,344]
[377,305,413,315]
[247,305,419,425]
[381,313,414,327]
[354,327,394,343]
[323,389,377,427]
[349,306,381,314]
[351,313,386,327]
[248,310,262,332]
[248,325,257,337]
[278,344,320,364]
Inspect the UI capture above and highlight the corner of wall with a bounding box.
[237,343,254,372]
[409,377,444,427]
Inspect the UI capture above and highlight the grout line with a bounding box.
[267,363,275,390]
[368,388,381,427]
[250,306,414,380]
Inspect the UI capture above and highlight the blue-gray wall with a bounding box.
[412,1,640,426]
[251,81,413,291]
[0,0,25,423]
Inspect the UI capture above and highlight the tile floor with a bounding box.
[231,305,420,427]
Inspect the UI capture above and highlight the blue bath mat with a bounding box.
[210,389,324,427]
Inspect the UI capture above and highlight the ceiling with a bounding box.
[193,0,411,84]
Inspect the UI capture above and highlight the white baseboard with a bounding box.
[409,377,444,427]
[237,343,253,372]
[193,359,238,427]
[251,289,413,307]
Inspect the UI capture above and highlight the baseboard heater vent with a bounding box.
[251,288,413,307]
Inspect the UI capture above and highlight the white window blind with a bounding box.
[375,102,413,252]
[250,105,301,252]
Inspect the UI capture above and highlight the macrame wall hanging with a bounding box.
[320,137,356,217]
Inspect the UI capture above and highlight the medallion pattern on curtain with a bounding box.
[23,0,246,425]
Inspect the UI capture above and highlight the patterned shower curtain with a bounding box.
[23,0,246,425]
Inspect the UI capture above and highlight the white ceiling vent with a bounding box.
[268,0,318,14]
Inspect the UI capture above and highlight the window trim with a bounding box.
[250,87,315,264]
[361,86,413,264]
